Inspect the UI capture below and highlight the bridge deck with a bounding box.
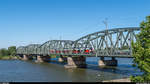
[44,54,133,58]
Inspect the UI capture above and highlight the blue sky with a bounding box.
[0,0,150,48]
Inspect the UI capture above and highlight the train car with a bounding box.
[72,50,79,54]
[83,48,94,54]
[56,50,61,54]
[62,49,70,54]
[50,49,55,53]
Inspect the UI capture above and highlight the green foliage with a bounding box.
[0,46,16,58]
[0,48,9,56]
[131,16,150,82]
[130,75,145,82]
[8,46,16,56]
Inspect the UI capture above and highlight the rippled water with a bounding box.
[0,57,143,82]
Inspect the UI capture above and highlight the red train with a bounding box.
[50,48,95,54]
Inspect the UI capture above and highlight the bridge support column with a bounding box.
[64,56,86,68]
[58,57,64,62]
[22,55,27,60]
[58,55,67,62]
[36,55,51,62]
[22,55,33,60]
[98,57,118,66]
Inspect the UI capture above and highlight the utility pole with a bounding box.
[103,18,109,42]
[103,18,109,55]
[96,18,109,57]
[59,35,62,55]
[103,18,108,35]
[59,35,62,40]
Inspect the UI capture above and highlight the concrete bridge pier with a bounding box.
[58,55,64,62]
[58,55,67,62]
[36,55,51,62]
[22,55,33,60]
[58,57,63,62]
[22,55,28,60]
[98,57,118,66]
[64,56,87,68]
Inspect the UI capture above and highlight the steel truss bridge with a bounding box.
[17,27,140,58]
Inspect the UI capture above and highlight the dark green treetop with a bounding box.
[8,46,16,56]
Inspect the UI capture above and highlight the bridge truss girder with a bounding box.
[37,40,74,55]
[16,44,41,55]
[16,27,141,57]
[16,46,26,55]
[73,27,140,57]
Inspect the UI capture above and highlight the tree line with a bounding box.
[0,46,16,56]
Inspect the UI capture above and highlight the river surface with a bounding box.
[0,57,143,82]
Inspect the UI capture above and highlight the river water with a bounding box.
[0,57,142,82]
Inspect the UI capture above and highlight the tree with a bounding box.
[8,46,16,56]
[130,16,150,82]
[0,48,9,56]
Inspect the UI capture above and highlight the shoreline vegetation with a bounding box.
[0,55,20,60]
[0,46,18,60]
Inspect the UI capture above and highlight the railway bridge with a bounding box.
[16,27,140,68]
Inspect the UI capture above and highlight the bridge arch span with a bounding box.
[25,44,41,55]
[37,40,74,55]
[73,27,140,57]
[16,46,26,55]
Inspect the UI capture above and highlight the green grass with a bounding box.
[0,55,19,60]
[0,55,11,59]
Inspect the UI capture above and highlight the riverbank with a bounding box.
[0,55,20,60]
[102,78,131,82]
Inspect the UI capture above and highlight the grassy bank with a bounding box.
[0,55,19,60]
